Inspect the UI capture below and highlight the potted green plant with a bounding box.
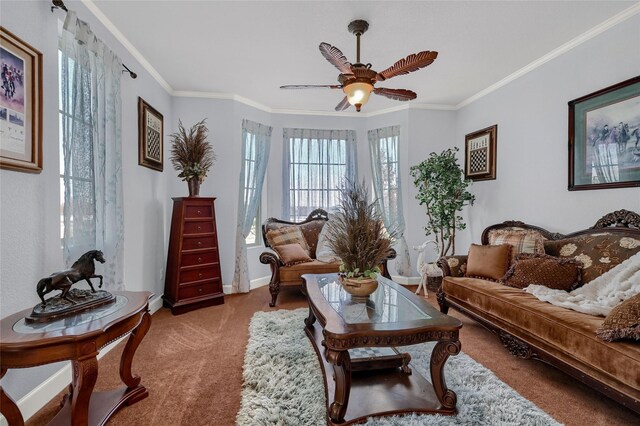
[410,147,475,258]
[170,119,216,197]
[326,180,396,298]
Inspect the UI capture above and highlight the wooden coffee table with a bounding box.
[303,273,462,425]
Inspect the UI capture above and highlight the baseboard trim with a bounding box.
[223,275,270,294]
[0,294,164,425]
[391,275,422,285]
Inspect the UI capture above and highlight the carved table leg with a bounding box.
[430,340,461,411]
[304,305,316,329]
[120,311,151,389]
[71,355,99,426]
[1,367,24,426]
[268,281,280,307]
[325,348,351,423]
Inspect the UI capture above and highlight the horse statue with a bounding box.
[36,250,106,307]
[413,240,440,297]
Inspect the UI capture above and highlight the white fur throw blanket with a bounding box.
[525,252,640,316]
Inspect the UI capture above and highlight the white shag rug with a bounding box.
[236,309,562,426]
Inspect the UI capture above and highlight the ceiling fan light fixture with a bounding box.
[343,81,373,112]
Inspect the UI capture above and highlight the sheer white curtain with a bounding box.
[59,11,124,290]
[232,120,272,293]
[282,128,357,221]
[368,125,411,277]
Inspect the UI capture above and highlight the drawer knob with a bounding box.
[198,288,203,292]
[197,241,202,246]
[197,210,202,215]
[198,273,203,278]
[197,225,202,231]
[197,257,202,263]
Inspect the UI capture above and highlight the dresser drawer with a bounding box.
[185,205,213,218]
[182,236,216,250]
[183,221,214,235]
[178,281,218,300]
[180,267,219,284]
[181,250,218,267]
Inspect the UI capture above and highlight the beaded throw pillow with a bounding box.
[266,226,310,254]
[500,253,582,290]
[272,243,313,267]
[596,293,640,342]
[465,244,512,282]
[488,229,545,264]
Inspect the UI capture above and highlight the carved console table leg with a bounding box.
[0,367,24,426]
[120,311,151,390]
[430,340,461,411]
[71,355,99,426]
[325,348,352,423]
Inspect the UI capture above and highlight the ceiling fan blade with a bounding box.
[319,42,353,75]
[280,84,342,89]
[335,96,350,111]
[376,51,438,81]
[373,88,417,101]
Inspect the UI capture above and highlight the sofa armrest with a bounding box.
[380,248,397,279]
[437,255,468,278]
[259,251,284,267]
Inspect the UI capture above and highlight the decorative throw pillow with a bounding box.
[298,220,326,259]
[315,222,340,263]
[544,233,640,283]
[488,229,545,263]
[272,243,313,267]
[266,226,310,254]
[465,244,512,281]
[500,253,582,290]
[596,293,640,342]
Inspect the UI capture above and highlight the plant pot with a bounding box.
[340,276,378,298]
[187,179,200,197]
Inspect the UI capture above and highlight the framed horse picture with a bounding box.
[138,97,163,172]
[464,125,497,181]
[568,76,640,191]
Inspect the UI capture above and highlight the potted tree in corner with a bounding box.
[410,148,475,258]
[326,179,397,299]
[170,119,216,197]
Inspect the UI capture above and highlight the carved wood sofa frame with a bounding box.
[437,209,640,414]
[260,209,396,307]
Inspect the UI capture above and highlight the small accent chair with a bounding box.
[260,209,396,307]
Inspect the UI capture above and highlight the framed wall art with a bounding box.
[0,27,42,173]
[464,125,497,181]
[568,76,640,191]
[138,97,163,172]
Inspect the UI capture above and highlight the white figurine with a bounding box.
[413,240,441,297]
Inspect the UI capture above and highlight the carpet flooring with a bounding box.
[237,308,561,425]
[28,285,639,426]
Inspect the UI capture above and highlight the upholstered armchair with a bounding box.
[260,209,396,307]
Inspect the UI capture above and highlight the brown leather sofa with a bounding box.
[260,209,395,307]
[437,209,640,414]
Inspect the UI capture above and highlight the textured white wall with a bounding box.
[454,13,640,250]
[0,0,172,400]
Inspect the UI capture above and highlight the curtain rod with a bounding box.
[51,0,137,79]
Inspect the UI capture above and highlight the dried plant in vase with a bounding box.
[170,119,216,197]
[327,179,397,298]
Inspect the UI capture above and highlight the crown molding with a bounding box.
[456,1,640,109]
[82,0,173,94]
[84,0,640,115]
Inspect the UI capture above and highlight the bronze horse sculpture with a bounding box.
[36,250,106,307]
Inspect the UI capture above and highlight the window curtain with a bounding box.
[282,128,357,220]
[60,11,124,290]
[232,120,272,293]
[368,126,411,277]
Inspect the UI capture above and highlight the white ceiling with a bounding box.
[89,0,638,113]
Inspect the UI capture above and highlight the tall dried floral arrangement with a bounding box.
[170,119,216,183]
[327,180,396,279]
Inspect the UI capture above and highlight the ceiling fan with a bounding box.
[280,20,438,112]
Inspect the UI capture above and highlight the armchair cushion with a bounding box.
[265,226,310,254]
[272,243,313,267]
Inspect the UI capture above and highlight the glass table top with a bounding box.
[13,295,128,334]
[317,274,431,324]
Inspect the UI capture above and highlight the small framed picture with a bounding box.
[465,125,497,181]
[0,27,43,173]
[138,97,163,172]
[568,76,640,191]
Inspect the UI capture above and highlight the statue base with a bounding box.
[26,289,115,324]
